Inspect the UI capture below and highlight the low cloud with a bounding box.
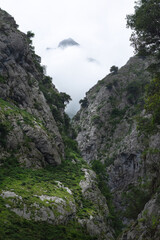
[0,0,135,116]
[42,43,107,116]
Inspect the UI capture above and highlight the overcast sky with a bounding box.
[1,0,135,116]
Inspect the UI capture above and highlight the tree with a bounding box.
[126,0,160,58]
[26,31,35,45]
[60,92,72,106]
[110,65,118,75]
[127,1,160,130]
[79,97,88,108]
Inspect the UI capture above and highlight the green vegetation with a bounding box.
[0,122,11,147]
[127,0,160,137]
[0,98,44,129]
[122,184,150,220]
[106,82,113,90]
[0,153,98,240]
[79,97,88,108]
[91,115,101,125]
[126,0,160,60]
[108,107,128,130]
[110,65,118,75]
[126,79,147,105]
[145,77,160,125]
[39,77,71,125]
[0,204,95,240]
[136,77,160,136]
[92,160,123,237]
[0,75,6,83]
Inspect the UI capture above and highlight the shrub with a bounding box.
[79,97,88,108]
[0,122,10,147]
[91,115,101,124]
[106,82,113,90]
[110,65,118,75]
[122,185,150,219]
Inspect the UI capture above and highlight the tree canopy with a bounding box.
[127,0,160,129]
[126,0,160,58]
[110,65,118,75]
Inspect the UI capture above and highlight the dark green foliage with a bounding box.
[122,185,150,220]
[110,65,118,75]
[106,82,113,90]
[126,0,160,60]
[26,31,35,46]
[137,77,160,135]
[127,0,160,134]
[0,153,97,240]
[92,160,123,237]
[91,115,101,125]
[0,212,95,240]
[79,97,88,108]
[60,92,72,106]
[0,75,6,83]
[62,135,80,158]
[0,122,11,147]
[39,83,71,110]
[109,107,127,127]
[126,80,147,104]
[137,116,156,136]
[26,31,35,40]
[26,31,44,73]
[42,75,52,85]
[145,77,160,124]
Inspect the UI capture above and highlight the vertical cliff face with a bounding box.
[0,9,116,240]
[74,56,152,163]
[0,8,65,167]
[73,56,160,239]
[1,7,160,240]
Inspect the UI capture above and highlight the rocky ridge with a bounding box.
[0,8,64,167]
[74,56,160,239]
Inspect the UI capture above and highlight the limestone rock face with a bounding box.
[74,56,152,163]
[79,169,114,240]
[1,189,76,225]
[119,194,160,240]
[73,56,160,238]
[0,8,64,167]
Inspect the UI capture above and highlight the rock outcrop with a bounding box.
[73,56,160,238]
[0,8,64,167]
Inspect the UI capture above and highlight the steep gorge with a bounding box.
[74,55,160,239]
[0,8,115,240]
[0,7,160,240]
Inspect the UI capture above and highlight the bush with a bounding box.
[91,115,101,124]
[79,97,88,108]
[0,122,10,147]
[110,66,118,75]
[122,185,150,219]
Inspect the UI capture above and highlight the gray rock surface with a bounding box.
[79,168,114,240]
[73,55,160,238]
[1,190,76,224]
[0,8,64,167]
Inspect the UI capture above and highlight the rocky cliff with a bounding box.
[0,8,65,167]
[0,8,115,240]
[1,7,160,240]
[74,56,160,239]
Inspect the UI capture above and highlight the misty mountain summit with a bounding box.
[58,38,80,49]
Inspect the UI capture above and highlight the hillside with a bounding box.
[73,55,160,239]
[1,4,160,240]
[0,8,115,240]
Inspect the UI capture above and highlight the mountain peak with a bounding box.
[58,38,80,49]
